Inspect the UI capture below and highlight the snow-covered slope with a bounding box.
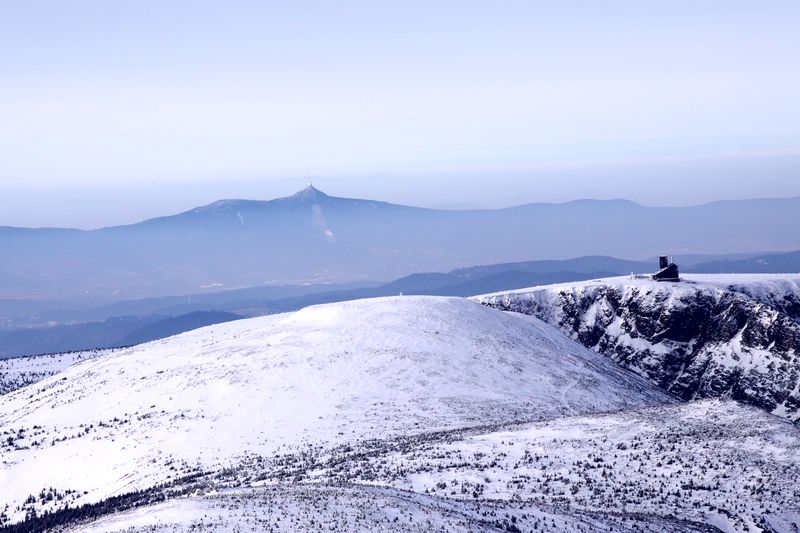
[67,400,800,532]
[477,274,800,422]
[305,400,799,533]
[0,349,109,395]
[71,485,718,533]
[0,296,671,525]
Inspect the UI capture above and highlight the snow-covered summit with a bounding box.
[0,296,671,522]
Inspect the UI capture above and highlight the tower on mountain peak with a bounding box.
[289,182,329,202]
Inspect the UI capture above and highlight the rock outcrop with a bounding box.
[479,275,800,422]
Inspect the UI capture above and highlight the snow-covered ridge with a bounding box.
[480,273,800,300]
[0,296,671,525]
[477,274,800,422]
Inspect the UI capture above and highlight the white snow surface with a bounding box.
[342,399,800,533]
[69,400,800,532]
[0,296,671,521]
[70,485,715,533]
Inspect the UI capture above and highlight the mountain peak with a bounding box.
[288,183,329,202]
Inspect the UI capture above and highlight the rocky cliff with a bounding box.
[478,274,800,423]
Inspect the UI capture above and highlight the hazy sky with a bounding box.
[2,1,799,228]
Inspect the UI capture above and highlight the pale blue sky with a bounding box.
[1,1,799,227]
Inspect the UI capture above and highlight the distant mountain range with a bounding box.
[0,311,242,358]
[2,186,799,300]
[2,250,800,358]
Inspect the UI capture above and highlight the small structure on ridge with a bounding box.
[652,256,680,282]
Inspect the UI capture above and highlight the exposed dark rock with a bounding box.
[480,277,800,422]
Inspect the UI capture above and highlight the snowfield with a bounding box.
[61,401,800,532]
[0,296,670,527]
[70,485,718,533]
[1,291,799,532]
[338,400,800,533]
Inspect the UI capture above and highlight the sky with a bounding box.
[1,0,799,228]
